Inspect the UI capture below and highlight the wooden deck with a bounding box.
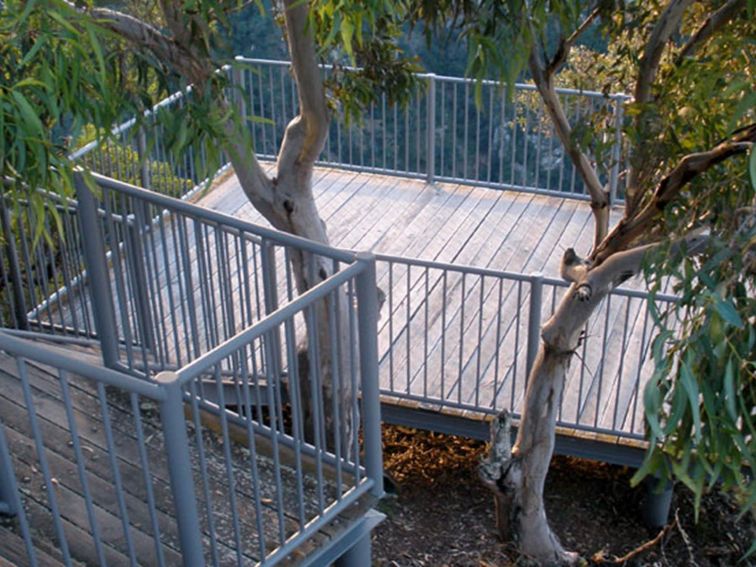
[199,168,655,439]
[50,166,658,442]
[198,166,607,275]
[0,344,363,566]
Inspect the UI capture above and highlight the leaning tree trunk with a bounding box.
[480,242,653,563]
[221,0,355,451]
[480,287,598,564]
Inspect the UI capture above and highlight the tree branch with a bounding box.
[584,230,707,299]
[676,0,745,64]
[634,0,694,106]
[80,4,212,84]
[593,124,756,264]
[546,6,601,76]
[529,43,610,250]
[281,0,329,166]
[626,0,694,209]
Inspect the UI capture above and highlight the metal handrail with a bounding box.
[236,56,630,100]
[94,173,356,263]
[175,261,366,383]
[0,331,164,399]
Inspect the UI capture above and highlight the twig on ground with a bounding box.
[675,508,699,567]
[610,518,676,564]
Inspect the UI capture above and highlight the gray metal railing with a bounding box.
[72,58,627,203]
[0,250,382,564]
[1,58,658,445]
[373,254,677,439]
[0,191,95,337]
[234,58,628,202]
[72,173,355,375]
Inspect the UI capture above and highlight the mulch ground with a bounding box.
[371,425,755,566]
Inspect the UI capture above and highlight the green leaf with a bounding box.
[85,22,107,84]
[723,357,737,421]
[750,146,756,191]
[630,448,662,487]
[13,78,49,90]
[20,33,48,67]
[714,298,744,329]
[47,10,80,36]
[341,18,355,60]
[11,91,44,136]
[680,361,701,443]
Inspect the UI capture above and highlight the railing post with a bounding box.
[0,195,29,330]
[354,252,384,498]
[126,213,155,354]
[137,127,151,189]
[74,173,120,368]
[0,423,20,517]
[232,57,247,120]
[608,96,625,206]
[426,74,436,185]
[155,373,204,566]
[525,272,544,378]
[260,238,283,375]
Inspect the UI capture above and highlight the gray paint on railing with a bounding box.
[157,372,206,566]
[74,174,120,367]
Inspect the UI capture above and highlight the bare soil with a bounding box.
[372,425,754,566]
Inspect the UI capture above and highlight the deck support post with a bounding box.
[355,252,384,498]
[334,532,372,567]
[74,173,120,369]
[525,272,544,378]
[426,74,436,186]
[157,372,205,566]
[642,475,674,529]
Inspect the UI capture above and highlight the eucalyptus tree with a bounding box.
[435,1,755,563]
[2,0,416,445]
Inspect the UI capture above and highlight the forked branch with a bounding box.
[529,34,610,250]
[593,124,756,264]
[546,6,601,76]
